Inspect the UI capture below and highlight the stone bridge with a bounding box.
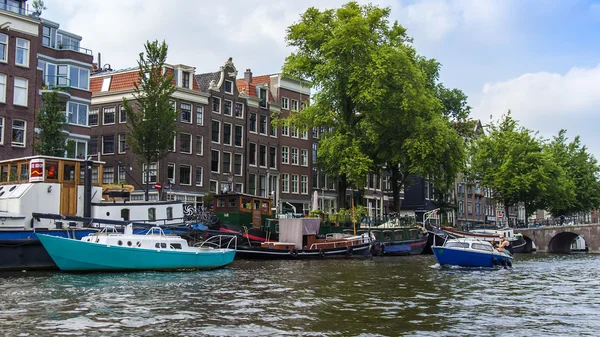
[518,224,600,253]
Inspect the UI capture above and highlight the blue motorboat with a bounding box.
[37,225,237,272]
[432,238,513,268]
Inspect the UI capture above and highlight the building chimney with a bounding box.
[244,69,252,83]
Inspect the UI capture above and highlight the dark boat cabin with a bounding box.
[212,193,273,228]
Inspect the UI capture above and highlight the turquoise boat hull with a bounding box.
[37,234,236,271]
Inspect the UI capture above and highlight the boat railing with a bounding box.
[309,235,367,250]
[145,227,166,237]
[196,235,237,250]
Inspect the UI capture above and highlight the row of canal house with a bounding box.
[0,1,509,225]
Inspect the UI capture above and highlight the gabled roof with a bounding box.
[195,72,221,93]
[90,68,140,93]
[237,74,276,102]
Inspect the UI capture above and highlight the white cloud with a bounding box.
[474,64,600,158]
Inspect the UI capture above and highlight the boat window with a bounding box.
[262,202,269,212]
[445,242,469,248]
[117,240,123,246]
[63,164,76,181]
[121,209,130,221]
[19,163,28,181]
[155,243,160,248]
[472,243,493,252]
[0,165,8,182]
[216,198,225,208]
[254,200,260,210]
[45,162,58,180]
[161,243,166,248]
[170,243,182,249]
[9,165,17,182]
[242,198,250,209]
[228,198,237,207]
[9,185,16,192]
[136,242,141,247]
[167,207,173,220]
[148,208,156,221]
[127,241,132,246]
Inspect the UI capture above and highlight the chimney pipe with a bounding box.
[244,68,252,83]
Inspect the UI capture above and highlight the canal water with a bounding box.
[0,253,598,336]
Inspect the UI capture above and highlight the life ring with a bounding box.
[319,249,325,258]
[345,246,353,256]
[289,249,299,258]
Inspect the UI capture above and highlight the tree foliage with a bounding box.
[122,40,178,200]
[545,130,600,216]
[282,2,465,210]
[470,112,573,224]
[34,92,68,156]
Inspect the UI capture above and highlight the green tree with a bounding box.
[546,129,600,217]
[31,0,46,17]
[282,2,455,210]
[122,40,178,201]
[471,112,570,226]
[34,91,68,156]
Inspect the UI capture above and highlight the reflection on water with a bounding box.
[0,254,599,336]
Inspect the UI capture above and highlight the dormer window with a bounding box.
[182,71,190,89]
[259,87,267,108]
[224,80,233,94]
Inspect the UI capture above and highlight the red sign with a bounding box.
[29,159,45,182]
[153,182,162,190]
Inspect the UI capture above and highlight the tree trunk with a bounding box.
[145,160,150,201]
[390,165,402,214]
[337,174,348,210]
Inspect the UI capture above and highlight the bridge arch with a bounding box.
[547,232,581,253]
[518,225,600,253]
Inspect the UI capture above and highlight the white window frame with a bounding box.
[103,107,116,125]
[235,102,244,118]
[167,162,176,183]
[291,99,299,111]
[249,142,257,167]
[119,105,127,123]
[196,135,203,156]
[222,151,232,174]
[180,132,192,154]
[209,180,218,193]
[195,166,203,187]
[0,73,5,103]
[0,117,3,145]
[224,99,233,116]
[249,112,257,133]
[102,135,115,155]
[180,103,192,123]
[142,163,158,184]
[282,124,289,136]
[234,125,243,147]
[211,149,220,173]
[11,119,26,147]
[301,149,308,167]
[67,101,89,126]
[211,120,221,144]
[212,97,221,113]
[292,174,299,194]
[259,144,267,168]
[13,77,28,107]
[118,133,126,154]
[291,148,299,165]
[282,146,289,164]
[0,33,7,63]
[281,174,289,193]
[281,97,289,110]
[196,106,204,125]
[223,122,232,146]
[224,80,233,94]
[234,153,243,176]
[88,109,99,126]
[301,175,308,194]
[179,164,192,186]
[15,38,29,67]
[291,128,298,138]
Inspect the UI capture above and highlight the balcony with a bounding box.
[0,2,39,18]
[41,75,71,101]
[54,43,93,56]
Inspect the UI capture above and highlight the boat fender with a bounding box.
[319,249,325,258]
[289,249,299,258]
[500,258,507,269]
[492,257,499,266]
[507,260,512,268]
[345,246,353,256]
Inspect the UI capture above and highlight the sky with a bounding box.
[43,0,600,159]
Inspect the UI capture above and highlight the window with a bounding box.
[281,174,289,193]
[13,77,27,106]
[142,163,158,184]
[102,135,115,154]
[103,107,116,125]
[182,71,190,89]
[0,117,3,145]
[212,97,221,113]
[0,73,5,102]
[69,65,89,90]
[118,133,126,153]
[235,102,244,118]
[209,180,218,193]
[180,133,192,154]
[89,137,98,154]
[195,167,203,186]
[88,109,98,126]
[235,183,243,193]
[101,77,111,91]
[282,124,289,136]
[259,145,267,167]
[212,120,220,143]
[211,150,220,173]
[223,123,232,146]
[301,130,308,140]
[168,163,175,182]
[301,149,308,166]
[467,202,473,215]
[281,97,289,110]
[195,106,204,125]
[259,88,267,108]
[291,128,298,138]
[196,135,203,155]
[301,176,308,194]
[291,148,299,165]
[234,125,243,147]
[291,100,299,111]
[67,102,88,126]
[292,175,299,194]
[270,123,277,137]
[169,132,176,152]
[282,146,289,164]
[222,152,231,174]
[259,175,266,197]
[180,103,192,123]
[224,80,233,94]
[224,100,232,116]
[11,120,25,147]
[148,208,156,221]
[15,38,29,67]
[234,154,242,176]
[179,165,191,185]
[269,147,277,169]
[312,127,319,139]
[249,113,257,133]
[259,115,267,135]
[248,174,256,195]
[103,166,115,184]
[0,34,7,62]
[249,143,256,166]
[119,105,127,123]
